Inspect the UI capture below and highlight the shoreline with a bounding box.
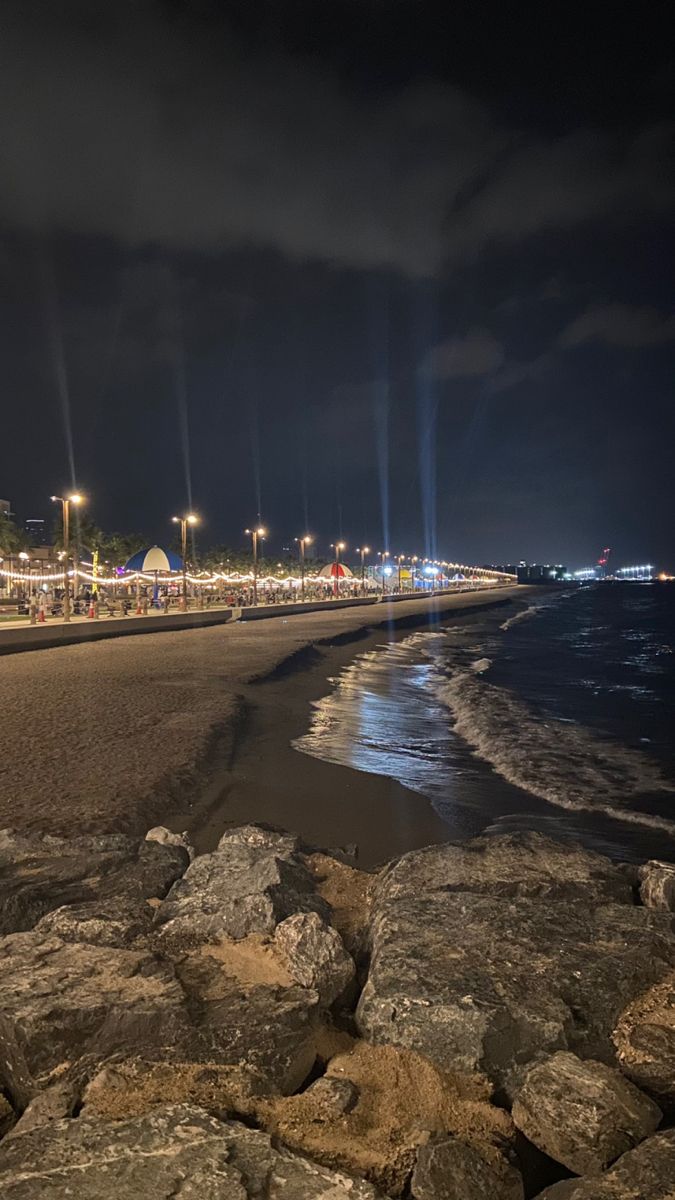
[179,597,527,868]
[0,586,528,845]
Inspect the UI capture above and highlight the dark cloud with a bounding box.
[488,354,551,394]
[560,302,675,348]
[421,329,504,379]
[0,3,672,277]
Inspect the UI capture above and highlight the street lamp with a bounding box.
[172,513,199,610]
[330,541,346,598]
[378,551,389,596]
[295,535,312,601]
[355,546,370,594]
[395,554,406,593]
[245,526,266,605]
[411,556,418,591]
[51,493,83,622]
[18,551,29,601]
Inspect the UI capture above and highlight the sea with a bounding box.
[293,584,675,863]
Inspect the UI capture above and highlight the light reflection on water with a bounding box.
[293,587,675,863]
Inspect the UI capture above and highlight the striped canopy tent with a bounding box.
[318,562,354,578]
[124,546,184,573]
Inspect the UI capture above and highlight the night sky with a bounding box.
[1,1,673,568]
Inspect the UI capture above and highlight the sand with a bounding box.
[0,588,523,858]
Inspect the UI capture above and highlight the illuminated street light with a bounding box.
[395,553,406,593]
[294,535,312,601]
[172,513,199,610]
[51,492,84,622]
[245,526,267,604]
[355,545,370,594]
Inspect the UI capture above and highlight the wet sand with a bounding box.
[187,597,534,867]
[0,588,527,853]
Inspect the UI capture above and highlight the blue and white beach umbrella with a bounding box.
[124,546,184,573]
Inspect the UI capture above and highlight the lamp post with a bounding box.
[355,546,370,594]
[172,513,198,610]
[396,554,406,593]
[295,535,312,601]
[18,551,29,601]
[330,541,346,598]
[245,526,266,605]
[51,493,83,622]
[411,556,418,591]
[378,551,389,596]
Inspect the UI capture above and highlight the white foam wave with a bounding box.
[436,670,675,834]
[500,604,543,631]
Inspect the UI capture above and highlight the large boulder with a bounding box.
[146,826,195,861]
[274,911,355,1006]
[357,836,675,1097]
[533,1129,675,1199]
[175,948,320,1093]
[34,896,155,948]
[217,823,302,855]
[0,828,188,935]
[0,1104,386,1199]
[512,1051,662,1175]
[613,973,675,1110]
[374,832,634,906]
[0,932,194,1102]
[639,861,675,910]
[411,1136,524,1200]
[154,840,330,946]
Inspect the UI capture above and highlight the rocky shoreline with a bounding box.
[1,823,674,1198]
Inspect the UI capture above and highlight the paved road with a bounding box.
[0,586,522,840]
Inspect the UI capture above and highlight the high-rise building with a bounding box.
[24,518,48,546]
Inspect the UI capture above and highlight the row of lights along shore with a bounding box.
[0,493,514,621]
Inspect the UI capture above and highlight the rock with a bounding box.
[0,828,188,935]
[512,1051,662,1175]
[533,1129,675,1199]
[34,896,154,947]
[357,841,675,1097]
[374,832,634,907]
[175,949,320,1093]
[8,1079,80,1137]
[146,825,195,861]
[217,823,302,855]
[306,852,375,960]
[0,1103,386,1199]
[154,840,330,945]
[274,911,355,1006]
[0,1094,14,1139]
[0,932,195,1095]
[411,1136,524,1200]
[639,860,675,910]
[304,1075,359,1117]
[613,973,675,1109]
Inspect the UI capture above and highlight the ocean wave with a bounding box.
[500,604,544,631]
[435,670,675,834]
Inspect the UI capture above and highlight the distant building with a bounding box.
[24,518,48,546]
[0,499,10,517]
[517,564,567,584]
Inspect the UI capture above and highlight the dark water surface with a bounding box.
[294,584,675,862]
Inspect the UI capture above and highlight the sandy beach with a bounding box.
[1,588,525,861]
